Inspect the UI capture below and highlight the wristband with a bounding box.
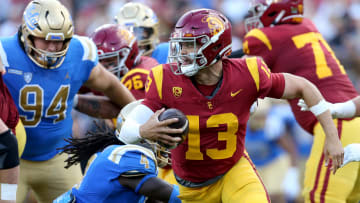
[169,184,181,203]
[1,184,17,201]
[72,94,79,108]
[310,99,329,116]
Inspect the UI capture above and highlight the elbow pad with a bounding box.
[0,130,19,169]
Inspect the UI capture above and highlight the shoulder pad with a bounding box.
[73,35,97,62]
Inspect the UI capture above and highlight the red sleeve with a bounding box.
[268,73,285,98]
[0,75,19,132]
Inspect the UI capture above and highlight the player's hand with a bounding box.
[341,144,360,167]
[323,134,344,174]
[139,108,183,148]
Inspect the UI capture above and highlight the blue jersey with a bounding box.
[245,127,284,167]
[72,144,158,203]
[0,33,98,161]
[151,42,169,64]
[265,104,313,158]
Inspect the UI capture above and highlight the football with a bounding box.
[158,108,189,149]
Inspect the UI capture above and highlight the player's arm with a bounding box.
[0,119,19,203]
[298,96,360,119]
[84,63,136,109]
[117,104,182,146]
[118,175,180,203]
[279,73,344,173]
[73,94,121,119]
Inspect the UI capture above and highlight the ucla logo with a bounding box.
[201,15,224,36]
[24,4,40,31]
[24,72,32,83]
[172,87,182,98]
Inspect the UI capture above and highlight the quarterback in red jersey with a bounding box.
[117,8,343,203]
[91,24,159,99]
[243,0,360,202]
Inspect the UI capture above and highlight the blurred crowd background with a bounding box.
[1,0,359,90]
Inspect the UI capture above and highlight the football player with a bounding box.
[114,2,170,64]
[0,0,135,202]
[53,100,181,203]
[0,65,26,202]
[117,8,343,203]
[91,24,159,99]
[242,0,360,202]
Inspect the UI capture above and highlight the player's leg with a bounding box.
[303,118,360,203]
[177,176,223,203]
[222,152,270,203]
[21,153,83,203]
[0,120,26,203]
[256,155,290,203]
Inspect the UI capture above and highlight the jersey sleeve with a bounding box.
[243,29,273,66]
[106,145,157,177]
[74,35,99,82]
[245,57,279,99]
[142,65,166,111]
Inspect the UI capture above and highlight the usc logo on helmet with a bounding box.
[117,29,135,45]
[201,15,224,36]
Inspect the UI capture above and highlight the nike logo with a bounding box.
[231,89,243,97]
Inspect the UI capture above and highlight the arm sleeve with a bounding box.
[117,104,154,144]
[268,73,285,99]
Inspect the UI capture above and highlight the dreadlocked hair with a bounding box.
[59,121,124,169]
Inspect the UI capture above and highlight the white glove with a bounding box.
[281,167,300,200]
[297,99,356,119]
[341,144,360,167]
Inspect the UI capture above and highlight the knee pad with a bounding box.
[0,130,19,169]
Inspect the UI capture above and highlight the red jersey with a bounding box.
[0,74,19,132]
[243,18,358,134]
[142,57,285,183]
[121,56,158,99]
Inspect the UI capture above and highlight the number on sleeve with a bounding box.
[140,154,149,169]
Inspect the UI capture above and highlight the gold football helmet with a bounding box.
[114,2,159,56]
[115,100,171,168]
[21,0,74,69]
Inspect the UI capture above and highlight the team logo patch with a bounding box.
[24,72,32,83]
[172,87,182,98]
[201,15,224,36]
